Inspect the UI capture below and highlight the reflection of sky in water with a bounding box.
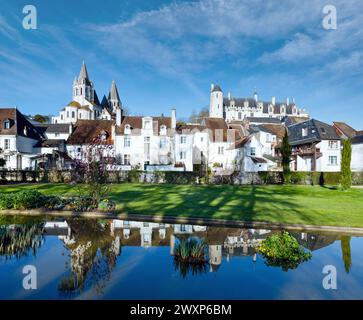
[0,219,363,300]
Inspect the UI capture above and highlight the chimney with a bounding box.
[171,108,176,129]
[254,91,258,102]
[286,97,290,105]
[111,124,116,141]
[68,123,73,135]
[116,106,122,126]
[228,92,231,100]
[292,97,296,104]
[271,96,276,106]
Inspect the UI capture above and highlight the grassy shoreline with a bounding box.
[0,183,363,227]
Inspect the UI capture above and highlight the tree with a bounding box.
[0,158,6,168]
[340,236,352,273]
[33,114,49,123]
[340,139,352,190]
[281,129,292,184]
[188,106,209,124]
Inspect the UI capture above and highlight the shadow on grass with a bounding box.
[109,184,318,225]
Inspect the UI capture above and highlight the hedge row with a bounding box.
[258,171,363,185]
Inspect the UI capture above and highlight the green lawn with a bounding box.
[0,183,363,227]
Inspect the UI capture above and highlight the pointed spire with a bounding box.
[78,61,89,81]
[109,80,121,101]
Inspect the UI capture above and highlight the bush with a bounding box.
[98,199,116,212]
[64,196,94,212]
[127,165,141,183]
[164,171,198,184]
[352,172,363,185]
[0,190,45,210]
[257,231,312,271]
[43,195,65,210]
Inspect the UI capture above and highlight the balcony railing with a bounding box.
[292,147,322,158]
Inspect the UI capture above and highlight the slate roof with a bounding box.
[211,84,222,92]
[246,117,281,124]
[109,80,121,101]
[67,120,114,145]
[35,123,70,134]
[224,98,301,115]
[351,135,363,144]
[0,108,43,140]
[288,119,340,146]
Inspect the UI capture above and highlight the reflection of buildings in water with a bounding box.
[46,219,341,277]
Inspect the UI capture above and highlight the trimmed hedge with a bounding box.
[258,171,363,186]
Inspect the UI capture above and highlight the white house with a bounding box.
[115,108,181,171]
[288,119,341,172]
[0,108,44,170]
[66,119,115,164]
[351,135,363,172]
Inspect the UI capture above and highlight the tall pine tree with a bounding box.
[281,129,292,184]
[340,139,352,190]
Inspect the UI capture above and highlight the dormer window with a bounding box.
[23,126,27,136]
[3,119,11,129]
[143,119,152,129]
[125,124,131,135]
[302,127,308,137]
[100,130,108,141]
[160,125,167,135]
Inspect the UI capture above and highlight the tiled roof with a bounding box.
[116,116,172,135]
[258,124,287,139]
[34,139,65,148]
[333,122,357,139]
[0,108,43,140]
[67,120,114,145]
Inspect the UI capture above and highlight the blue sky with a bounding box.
[0,0,363,128]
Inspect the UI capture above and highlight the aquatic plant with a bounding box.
[174,238,207,263]
[0,223,44,259]
[257,231,312,271]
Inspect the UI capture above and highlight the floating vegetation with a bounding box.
[173,237,208,278]
[174,238,207,263]
[256,231,312,271]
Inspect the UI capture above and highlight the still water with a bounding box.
[0,216,362,300]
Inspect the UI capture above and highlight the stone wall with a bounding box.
[0,170,362,185]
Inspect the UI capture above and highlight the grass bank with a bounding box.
[0,183,363,227]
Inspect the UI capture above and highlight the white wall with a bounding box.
[351,143,363,172]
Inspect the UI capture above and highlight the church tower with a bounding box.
[209,83,224,118]
[72,62,95,105]
[108,80,122,113]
